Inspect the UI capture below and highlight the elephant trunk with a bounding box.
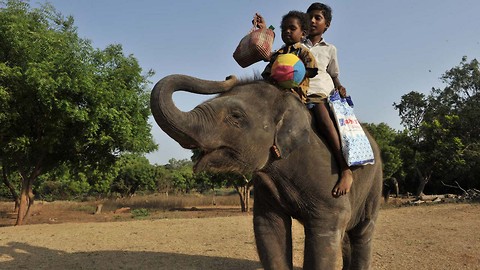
[150,74,237,149]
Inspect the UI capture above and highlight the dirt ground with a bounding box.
[0,201,479,270]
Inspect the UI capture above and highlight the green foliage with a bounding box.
[27,156,209,200]
[153,165,172,193]
[0,166,21,199]
[394,56,480,193]
[36,176,90,201]
[393,91,427,138]
[83,165,118,195]
[162,158,194,193]
[33,162,119,200]
[166,159,194,193]
[193,171,244,193]
[363,123,402,179]
[131,208,149,218]
[193,172,217,193]
[110,154,156,196]
[36,163,87,195]
[0,0,156,200]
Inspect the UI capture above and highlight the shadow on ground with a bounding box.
[0,242,303,270]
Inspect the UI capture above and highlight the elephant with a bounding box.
[150,74,383,270]
[383,177,399,202]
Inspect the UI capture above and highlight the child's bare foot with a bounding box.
[332,169,353,198]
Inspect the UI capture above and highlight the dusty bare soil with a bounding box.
[0,201,479,269]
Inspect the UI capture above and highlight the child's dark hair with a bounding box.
[281,10,310,32]
[307,2,332,25]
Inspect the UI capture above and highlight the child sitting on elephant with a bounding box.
[255,3,353,198]
[260,10,318,103]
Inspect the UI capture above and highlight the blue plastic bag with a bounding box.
[328,91,375,166]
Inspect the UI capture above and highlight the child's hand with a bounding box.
[333,77,347,97]
[252,13,266,29]
[338,85,347,98]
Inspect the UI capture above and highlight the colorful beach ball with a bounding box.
[271,53,306,89]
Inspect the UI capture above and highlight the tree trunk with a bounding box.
[2,167,20,211]
[242,188,251,212]
[234,185,247,212]
[94,204,103,215]
[415,168,431,198]
[234,176,254,213]
[244,184,251,213]
[15,173,36,226]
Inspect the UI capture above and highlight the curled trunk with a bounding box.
[150,75,237,148]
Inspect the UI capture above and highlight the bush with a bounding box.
[131,208,149,218]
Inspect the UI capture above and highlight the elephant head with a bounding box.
[150,74,311,174]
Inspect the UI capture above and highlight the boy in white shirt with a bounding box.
[304,3,353,198]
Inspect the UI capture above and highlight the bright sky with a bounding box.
[33,0,480,165]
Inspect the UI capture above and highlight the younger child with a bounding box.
[255,3,353,198]
[260,11,318,103]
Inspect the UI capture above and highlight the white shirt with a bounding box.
[302,39,340,96]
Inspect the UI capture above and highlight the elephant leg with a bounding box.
[346,218,376,270]
[303,216,347,270]
[253,185,293,270]
[254,212,293,270]
[341,233,352,270]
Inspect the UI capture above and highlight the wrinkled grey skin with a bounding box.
[151,75,383,270]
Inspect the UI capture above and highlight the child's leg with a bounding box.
[312,102,353,197]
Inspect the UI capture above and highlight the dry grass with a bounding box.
[0,192,248,226]
[98,193,242,212]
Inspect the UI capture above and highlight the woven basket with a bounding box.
[233,27,275,68]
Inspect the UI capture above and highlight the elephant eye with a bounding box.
[225,110,247,128]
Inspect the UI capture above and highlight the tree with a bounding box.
[393,91,427,141]
[363,122,402,179]
[191,149,253,212]
[230,173,254,212]
[0,1,156,225]
[154,165,173,195]
[35,162,92,200]
[209,172,253,212]
[393,57,480,195]
[164,158,194,193]
[1,164,20,210]
[432,56,480,190]
[110,154,156,197]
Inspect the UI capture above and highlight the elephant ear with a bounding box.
[273,96,310,159]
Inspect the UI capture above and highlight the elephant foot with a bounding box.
[332,169,353,197]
